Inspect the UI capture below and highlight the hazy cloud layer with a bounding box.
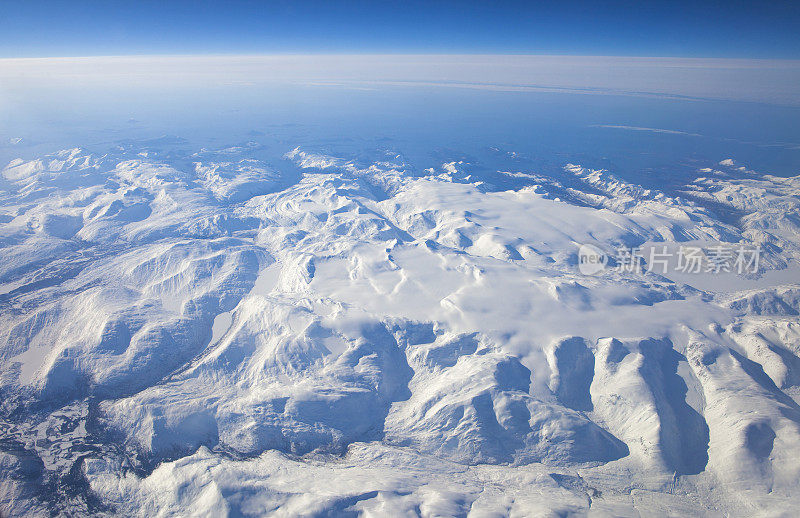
[2,55,800,105]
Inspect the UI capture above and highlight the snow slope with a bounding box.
[1,143,800,516]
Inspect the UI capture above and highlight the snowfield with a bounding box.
[1,141,800,516]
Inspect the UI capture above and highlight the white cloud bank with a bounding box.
[1,55,800,105]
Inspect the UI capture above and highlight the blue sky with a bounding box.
[1,1,799,58]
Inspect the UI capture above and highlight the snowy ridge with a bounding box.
[563,164,741,243]
[682,161,800,268]
[2,144,800,516]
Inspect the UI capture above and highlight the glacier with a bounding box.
[2,136,800,516]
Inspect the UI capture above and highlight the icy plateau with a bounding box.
[1,141,800,517]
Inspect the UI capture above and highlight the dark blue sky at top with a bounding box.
[1,0,799,59]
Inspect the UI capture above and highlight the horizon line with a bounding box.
[2,52,800,64]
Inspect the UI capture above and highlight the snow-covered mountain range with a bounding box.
[2,139,800,516]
